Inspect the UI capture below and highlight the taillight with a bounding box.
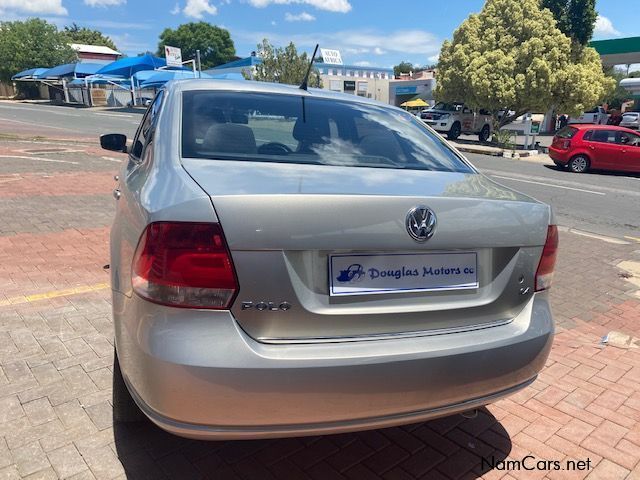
[535,225,559,291]
[560,139,571,150]
[132,222,238,309]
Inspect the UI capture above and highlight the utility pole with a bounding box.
[196,50,202,78]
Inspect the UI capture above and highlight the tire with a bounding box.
[113,346,145,423]
[478,125,491,143]
[553,160,566,169]
[447,122,462,140]
[568,155,589,174]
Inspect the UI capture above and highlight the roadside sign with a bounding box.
[530,121,541,134]
[320,48,343,65]
[165,45,183,67]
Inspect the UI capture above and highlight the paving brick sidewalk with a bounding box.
[1,136,639,479]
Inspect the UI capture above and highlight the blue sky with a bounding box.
[1,0,638,68]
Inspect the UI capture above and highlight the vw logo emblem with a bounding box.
[406,206,436,242]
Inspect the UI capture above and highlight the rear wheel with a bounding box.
[479,125,491,142]
[569,155,589,174]
[113,346,145,423]
[447,122,461,140]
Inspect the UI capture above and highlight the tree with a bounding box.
[435,0,614,126]
[63,23,118,51]
[0,19,75,83]
[252,39,321,88]
[540,0,597,47]
[393,61,414,77]
[157,22,235,70]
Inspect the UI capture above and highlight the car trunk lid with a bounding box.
[182,159,550,342]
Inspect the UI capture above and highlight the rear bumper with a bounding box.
[113,291,554,440]
[548,147,570,163]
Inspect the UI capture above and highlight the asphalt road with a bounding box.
[1,101,638,241]
[0,101,142,138]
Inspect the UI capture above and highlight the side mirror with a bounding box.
[100,133,128,153]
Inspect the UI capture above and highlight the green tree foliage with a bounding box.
[540,0,597,47]
[393,61,414,77]
[435,0,614,125]
[252,39,321,87]
[62,23,118,51]
[0,19,75,83]
[157,22,235,69]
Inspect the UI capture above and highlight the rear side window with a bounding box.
[181,91,473,173]
[589,130,617,144]
[555,126,577,139]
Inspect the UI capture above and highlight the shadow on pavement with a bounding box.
[543,164,640,179]
[113,409,511,479]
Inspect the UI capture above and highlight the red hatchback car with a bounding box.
[549,125,640,174]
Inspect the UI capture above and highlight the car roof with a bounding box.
[166,78,392,109]
[569,124,639,133]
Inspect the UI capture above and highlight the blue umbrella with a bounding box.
[138,70,214,88]
[95,54,169,77]
[12,68,48,80]
[36,63,103,79]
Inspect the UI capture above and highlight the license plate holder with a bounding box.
[329,252,478,296]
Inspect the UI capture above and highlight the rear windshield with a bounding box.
[181,91,473,173]
[622,112,639,119]
[555,126,578,139]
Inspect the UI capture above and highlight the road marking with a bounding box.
[624,235,640,243]
[569,229,630,244]
[0,117,71,130]
[0,154,79,165]
[94,112,134,118]
[491,175,606,196]
[0,282,110,307]
[0,104,81,116]
[101,156,124,163]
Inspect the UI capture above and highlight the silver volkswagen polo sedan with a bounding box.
[102,80,557,440]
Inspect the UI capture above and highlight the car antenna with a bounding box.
[300,44,319,91]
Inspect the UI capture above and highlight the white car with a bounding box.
[420,102,492,142]
[569,106,608,125]
[620,112,640,130]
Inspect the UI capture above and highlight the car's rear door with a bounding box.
[584,129,620,169]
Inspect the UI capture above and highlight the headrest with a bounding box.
[203,124,257,154]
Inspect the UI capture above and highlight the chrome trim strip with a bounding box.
[257,318,513,344]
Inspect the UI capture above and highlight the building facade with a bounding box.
[315,63,393,103]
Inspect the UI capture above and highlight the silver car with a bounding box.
[620,112,640,130]
[101,80,557,440]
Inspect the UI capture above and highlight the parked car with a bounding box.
[620,111,640,130]
[568,106,608,125]
[420,102,492,142]
[549,125,640,173]
[101,80,556,440]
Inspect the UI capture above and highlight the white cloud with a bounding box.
[170,2,180,14]
[284,11,315,21]
[270,20,276,25]
[236,28,440,57]
[248,0,351,13]
[84,0,125,6]
[0,0,67,15]
[183,0,217,17]
[428,54,439,64]
[353,60,371,67]
[594,15,620,37]
[79,19,152,29]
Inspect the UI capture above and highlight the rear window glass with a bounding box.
[181,91,473,173]
[555,126,577,139]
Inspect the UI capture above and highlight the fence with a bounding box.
[64,84,157,107]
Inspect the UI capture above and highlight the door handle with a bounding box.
[113,188,121,200]
[589,146,595,150]
[622,150,627,154]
